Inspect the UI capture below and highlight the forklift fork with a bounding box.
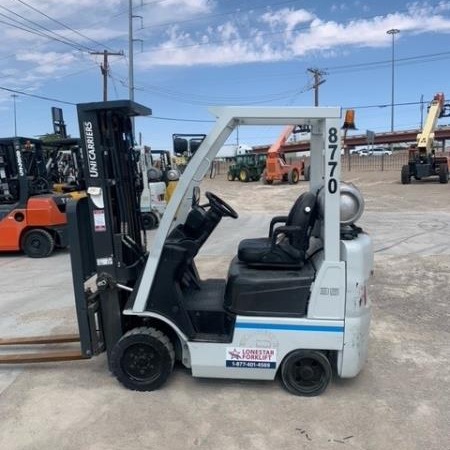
[0,334,87,364]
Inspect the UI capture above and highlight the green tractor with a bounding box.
[227,153,267,182]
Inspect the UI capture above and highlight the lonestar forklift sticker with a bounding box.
[226,347,277,369]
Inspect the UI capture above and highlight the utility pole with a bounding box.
[129,0,143,137]
[386,28,400,133]
[11,94,18,136]
[307,68,326,106]
[129,0,134,102]
[90,49,124,101]
[420,94,424,130]
[129,0,144,102]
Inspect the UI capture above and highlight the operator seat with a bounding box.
[224,192,317,317]
[238,191,317,268]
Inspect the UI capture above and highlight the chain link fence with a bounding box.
[210,150,409,178]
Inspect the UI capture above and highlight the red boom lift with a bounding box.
[261,125,307,184]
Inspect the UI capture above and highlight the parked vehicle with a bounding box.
[371,147,392,156]
[227,154,266,182]
[358,147,392,156]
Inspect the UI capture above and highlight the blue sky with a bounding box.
[1,0,450,149]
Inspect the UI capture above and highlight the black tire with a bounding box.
[401,165,411,184]
[439,163,449,184]
[304,165,311,181]
[227,172,235,181]
[21,229,55,258]
[142,212,159,230]
[111,327,175,392]
[280,350,332,396]
[239,168,250,182]
[288,169,299,184]
[261,171,273,185]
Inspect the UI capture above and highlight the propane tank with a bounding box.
[166,168,180,182]
[318,182,365,226]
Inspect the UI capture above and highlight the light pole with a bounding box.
[11,94,18,136]
[386,28,400,133]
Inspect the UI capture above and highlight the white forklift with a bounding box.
[0,101,373,396]
[137,145,167,230]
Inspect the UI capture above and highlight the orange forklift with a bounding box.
[261,125,309,184]
[0,137,68,257]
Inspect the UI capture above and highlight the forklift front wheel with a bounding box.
[111,327,175,392]
[21,229,55,258]
[280,350,332,396]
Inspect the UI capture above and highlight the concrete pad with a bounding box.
[0,171,449,449]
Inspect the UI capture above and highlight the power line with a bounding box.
[0,83,436,124]
[0,8,92,52]
[14,0,115,51]
[147,116,214,123]
[0,85,75,105]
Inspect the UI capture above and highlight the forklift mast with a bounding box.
[68,100,152,358]
[0,137,50,207]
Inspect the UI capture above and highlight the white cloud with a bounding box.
[137,3,450,67]
[160,0,214,13]
[16,51,77,75]
[261,8,315,29]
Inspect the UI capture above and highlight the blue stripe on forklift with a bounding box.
[235,322,344,333]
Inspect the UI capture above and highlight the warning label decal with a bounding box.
[226,347,276,369]
[93,209,106,232]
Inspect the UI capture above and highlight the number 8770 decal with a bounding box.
[327,127,339,194]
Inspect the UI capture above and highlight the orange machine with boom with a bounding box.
[262,125,306,184]
[0,138,68,257]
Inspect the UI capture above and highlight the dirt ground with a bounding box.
[0,169,449,450]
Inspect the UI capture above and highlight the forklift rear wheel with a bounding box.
[288,169,299,184]
[21,229,55,258]
[280,350,332,396]
[439,164,449,184]
[111,327,175,392]
[401,165,411,184]
[227,172,236,181]
[142,212,159,230]
[239,168,250,182]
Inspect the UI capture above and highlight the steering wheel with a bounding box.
[205,191,238,219]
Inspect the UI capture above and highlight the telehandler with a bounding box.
[1,101,373,397]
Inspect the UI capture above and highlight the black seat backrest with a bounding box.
[284,192,317,251]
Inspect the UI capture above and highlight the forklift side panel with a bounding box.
[188,317,344,380]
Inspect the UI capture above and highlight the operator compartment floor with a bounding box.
[184,279,234,338]
[184,279,227,312]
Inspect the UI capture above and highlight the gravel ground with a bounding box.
[0,169,449,450]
